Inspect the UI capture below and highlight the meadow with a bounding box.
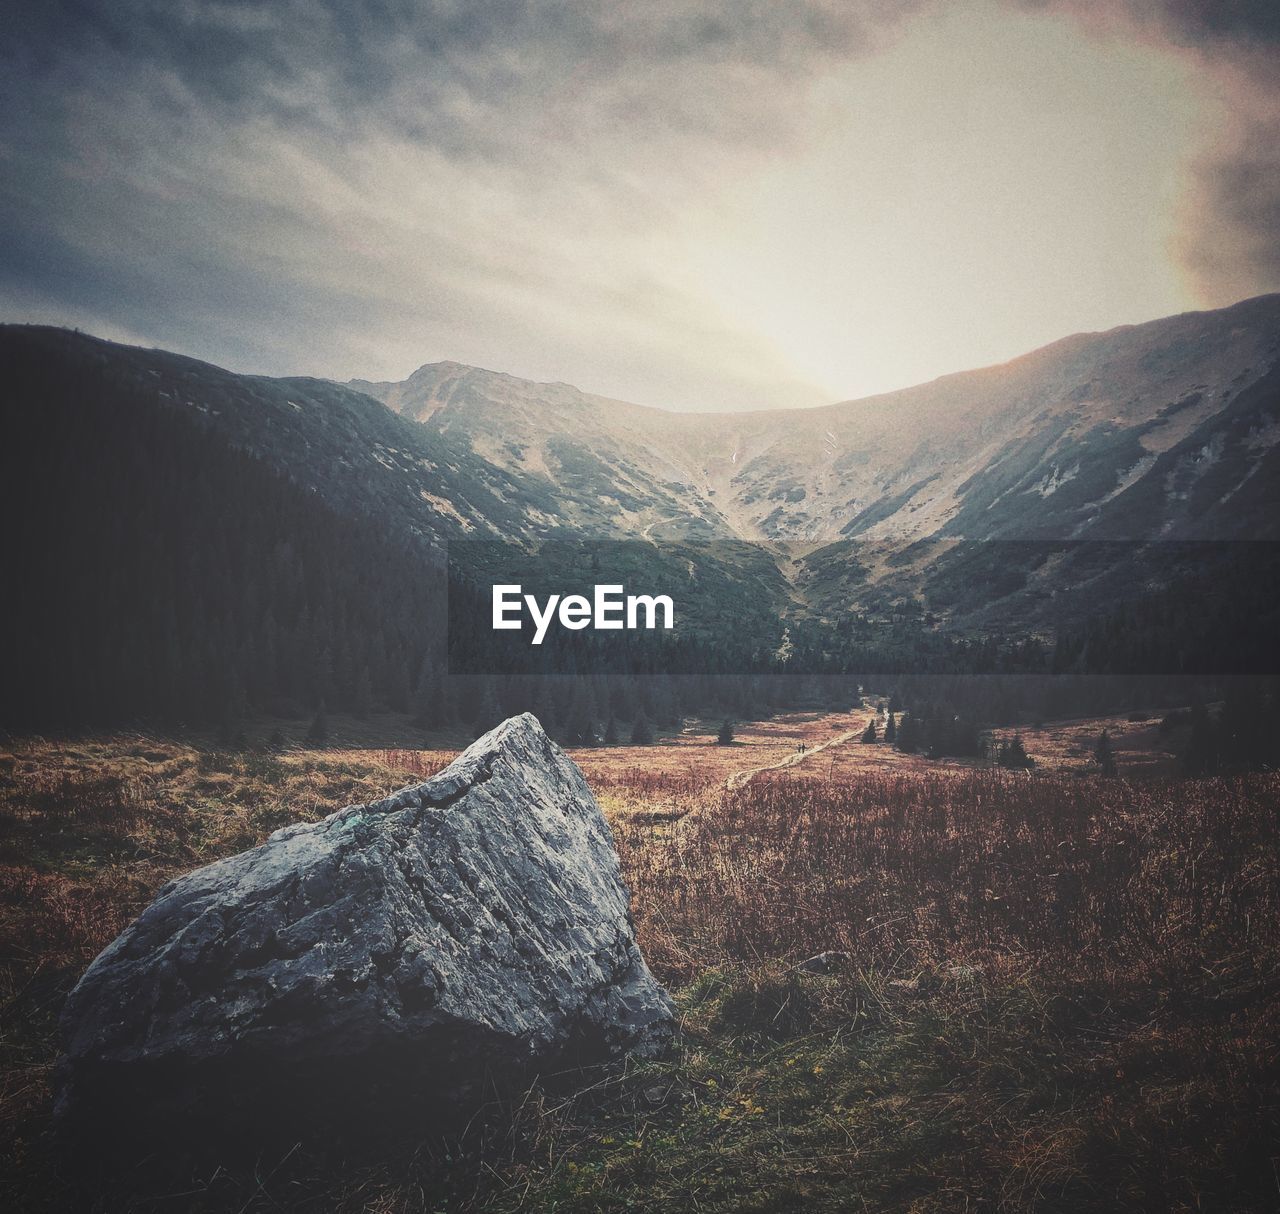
[1,713,1276,1211]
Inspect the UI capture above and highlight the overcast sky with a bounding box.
[2,1,1277,411]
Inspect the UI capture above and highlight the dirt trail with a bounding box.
[724,726,862,790]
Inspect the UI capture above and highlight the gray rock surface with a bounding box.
[793,951,852,975]
[56,713,673,1142]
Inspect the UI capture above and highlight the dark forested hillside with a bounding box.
[0,326,572,550]
[1,335,448,729]
[4,321,1279,738]
[0,328,830,731]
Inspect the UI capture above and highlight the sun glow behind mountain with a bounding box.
[2,1,1270,412]
[675,2,1207,403]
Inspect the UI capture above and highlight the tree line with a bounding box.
[5,333,1277,749]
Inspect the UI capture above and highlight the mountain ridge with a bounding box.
[347,293,1280,555]
[353,293,1280,424]
[5,292,1278,638]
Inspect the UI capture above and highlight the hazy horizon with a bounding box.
[352,287,1280,413]
[13,287,1275,419]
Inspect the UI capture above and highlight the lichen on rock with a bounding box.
[56,713,674,1146]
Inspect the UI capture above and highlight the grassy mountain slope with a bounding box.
[4,293,1277,678]
[357,295,1280,552]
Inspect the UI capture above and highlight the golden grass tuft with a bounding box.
[0,718,1276,1211]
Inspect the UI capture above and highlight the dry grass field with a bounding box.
[1,711,1275,1212]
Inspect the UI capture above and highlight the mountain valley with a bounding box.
[4,292,1278,676]
[351,293,1280,628]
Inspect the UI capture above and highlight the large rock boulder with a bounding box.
[56,713,673,1147]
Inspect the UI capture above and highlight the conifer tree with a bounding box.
[354,665,373,719]
[996,734,1032,769]
[1094,728,1118,777]
[1182,703,1219,775]
[305,704,329,748]
[573,711,598,746]
[630,710,654,745]
[561,681,597,745]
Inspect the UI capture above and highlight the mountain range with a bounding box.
[5,293,1279,645]
[350,293,1280,629]
[354,293,1280,549]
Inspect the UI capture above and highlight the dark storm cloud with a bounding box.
[1024,0,1280,302]
[3,1,907,158]
[1147,0,1280,46]
[1154,0,1280,300]
[1019,0,1280,56]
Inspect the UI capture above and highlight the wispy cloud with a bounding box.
[1,2,1274,409]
